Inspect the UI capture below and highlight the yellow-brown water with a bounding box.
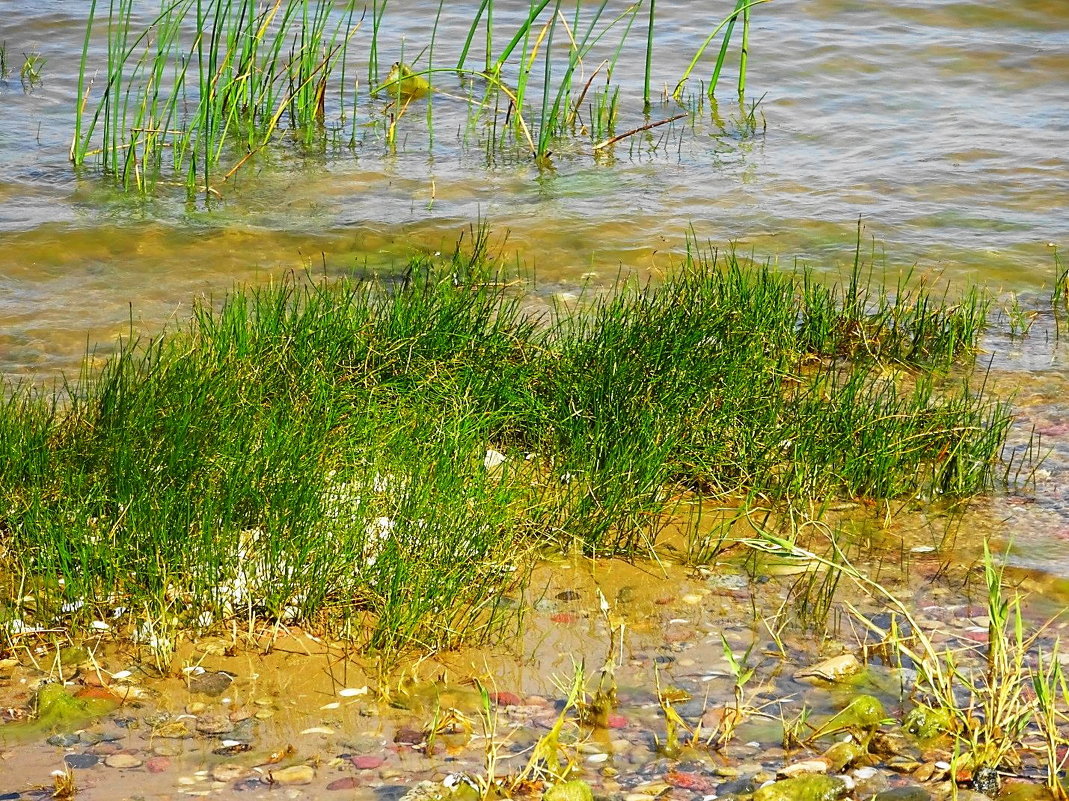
[2,1,1067,379]
[2,3,1069,793]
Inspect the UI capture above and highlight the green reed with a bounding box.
[674,0,770,101]
[0,231,1010,655]
[70,0,771,189]
[71,0,358,196]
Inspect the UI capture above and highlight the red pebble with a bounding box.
[328,777,361,791]
[351,755,385,770]
[665,771,715,793]
[492,691,523,707]
[145,756,171,774]
[74,685,122,704]
[550,613,578,624]
[607,714,628,729]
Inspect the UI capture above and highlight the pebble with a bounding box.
[352,756,386,770]
[196,714,234,735]
[211,764,249,783]
[265,765,315,786]
[145,756,172,773]
[328,777,361,791]
[63,753,99,770]
[794,654,863,682]
[872,787,933,801]
[666,771,716,793]
[492,691,523,706]
[189,671,234,697]
[104,753,143,769]
[778,760,830,778]
[153,720,193,739]
[394,727,425,745]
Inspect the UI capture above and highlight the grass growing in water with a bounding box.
[0,235,1010,657]
[70,0,769,193]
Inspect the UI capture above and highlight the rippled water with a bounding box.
[1,0,1069,568]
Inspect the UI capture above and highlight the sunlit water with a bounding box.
[1,0,1069,571]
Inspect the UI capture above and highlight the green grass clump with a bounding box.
[0,237,1010,655]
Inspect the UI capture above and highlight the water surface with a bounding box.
[1,0,1068,569]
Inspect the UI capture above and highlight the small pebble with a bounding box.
[145,756,171,774]
[211,764,248,783]
[63,754,99,770]
[189,671,234,697]
[266,765,315,786]
[492,691,522,706]
[196,714,234,735]
[352,756,385,770]
[328,777,360,791]
[47,733,81,747]
[104,753,143,769]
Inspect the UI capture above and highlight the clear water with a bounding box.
[1,0,1068,568]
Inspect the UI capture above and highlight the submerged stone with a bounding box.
[104,753,143,769]
[47,733,81,747]
[903,705,955,739]
[544,780,594,801]
[63,753,100,770]
[328,777,361,791]
[212,763,249,783]
[753,775,850,801]
[266,764,315,786]
[814,695,886,738]
[998,782,1056,801]
[188,670,234,697]
[795,654,863,682]
[872,783,932,801]
[822,740,867,771]
[58,647,91,668]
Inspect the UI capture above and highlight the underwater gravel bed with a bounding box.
[1,552,1066,801]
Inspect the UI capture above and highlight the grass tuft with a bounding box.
[0,234,1010,655]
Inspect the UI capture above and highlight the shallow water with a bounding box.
[0,549,1050,799]
[3,3,1069,759]
[1,0,1067,376]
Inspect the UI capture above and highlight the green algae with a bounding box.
[0,683,119,742]
[754,775,850,801]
